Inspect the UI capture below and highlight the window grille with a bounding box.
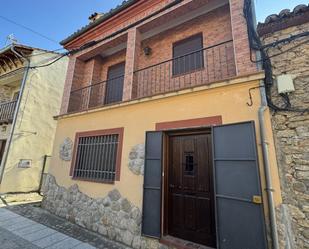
[72,133,120,182]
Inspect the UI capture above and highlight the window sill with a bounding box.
[71,176,116,185]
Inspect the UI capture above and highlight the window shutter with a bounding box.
[212,122,267,249]
[173,34,204,75]
[142,131,163,238]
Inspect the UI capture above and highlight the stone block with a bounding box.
[108,189,121,201]
[121,198,132,213]
[128,144,145,175]
[132,236,141,249]
[122,230,134,246]
[98,225,108,236]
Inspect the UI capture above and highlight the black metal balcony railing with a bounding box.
[133,40,236,99]
[0,100,17,123]
[68,76,125,113]
[68,40,236,113]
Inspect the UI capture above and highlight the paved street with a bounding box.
[0,205,129,249]
[0,208,97,249]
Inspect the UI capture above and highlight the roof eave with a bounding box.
[60,0,139,46]
[0,44,33,55]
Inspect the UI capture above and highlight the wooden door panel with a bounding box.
[170,194,184,228]
[196,197,212,233]
[170,137,181,189]
[182,136,195,191]
[196,135,211,192]
[184,195,196,230]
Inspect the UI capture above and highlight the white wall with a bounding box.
[0,50,68,193]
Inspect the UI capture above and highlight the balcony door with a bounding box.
[105,62,125,104]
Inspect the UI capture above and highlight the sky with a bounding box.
[0,0,307,51]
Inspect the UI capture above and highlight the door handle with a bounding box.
[169,184,175,188]
[252,195,262,204]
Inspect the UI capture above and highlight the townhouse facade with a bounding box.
[43,0,283,248]
[258,5,309,249]
[0,44,68,194]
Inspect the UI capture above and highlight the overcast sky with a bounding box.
[0,0,307,50]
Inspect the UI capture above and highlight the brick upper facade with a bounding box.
[60,0,259,115]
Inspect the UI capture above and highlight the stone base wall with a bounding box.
[42,174,166,249]
[261,22,309,248]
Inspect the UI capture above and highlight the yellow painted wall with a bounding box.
[48,77,282,213]
[0,51,68,193]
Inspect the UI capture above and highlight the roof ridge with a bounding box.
[259,4,309,25]
[257,4,309,36]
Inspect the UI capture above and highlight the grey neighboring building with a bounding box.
[258,4,309,249]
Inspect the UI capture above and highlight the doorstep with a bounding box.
[160,235,215,249]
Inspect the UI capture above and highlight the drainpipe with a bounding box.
[258,80,279,249]
[0,45,31,184]
[38,155,51,195]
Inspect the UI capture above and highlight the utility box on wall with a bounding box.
[277,74,295,94]
[18,159,32,168]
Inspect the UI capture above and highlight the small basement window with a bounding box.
[71,128,123,183]
[173,33,204,76]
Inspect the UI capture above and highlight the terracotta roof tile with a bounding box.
[258,4,309,36]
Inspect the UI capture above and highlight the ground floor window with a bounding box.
[71,128,123,183]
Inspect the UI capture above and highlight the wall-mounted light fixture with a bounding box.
[143,46,152,56]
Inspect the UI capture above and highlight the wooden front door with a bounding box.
[167,133,216,247]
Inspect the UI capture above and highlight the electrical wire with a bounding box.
[0,52,69,80]
[262,31,309,49]
[23,48,67,58]
[1,0,184,75]
[2,0,307,114]
[244,0,309,113]
[29,52,69,69]
[0,67,25,80]
[68,0,184,55]
[251,37,309,63]
[0,15,59,44]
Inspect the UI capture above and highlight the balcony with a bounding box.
[0,100,17,124]
[68,40,236,113]
[69,75,125,112]
[133,40,235,99]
